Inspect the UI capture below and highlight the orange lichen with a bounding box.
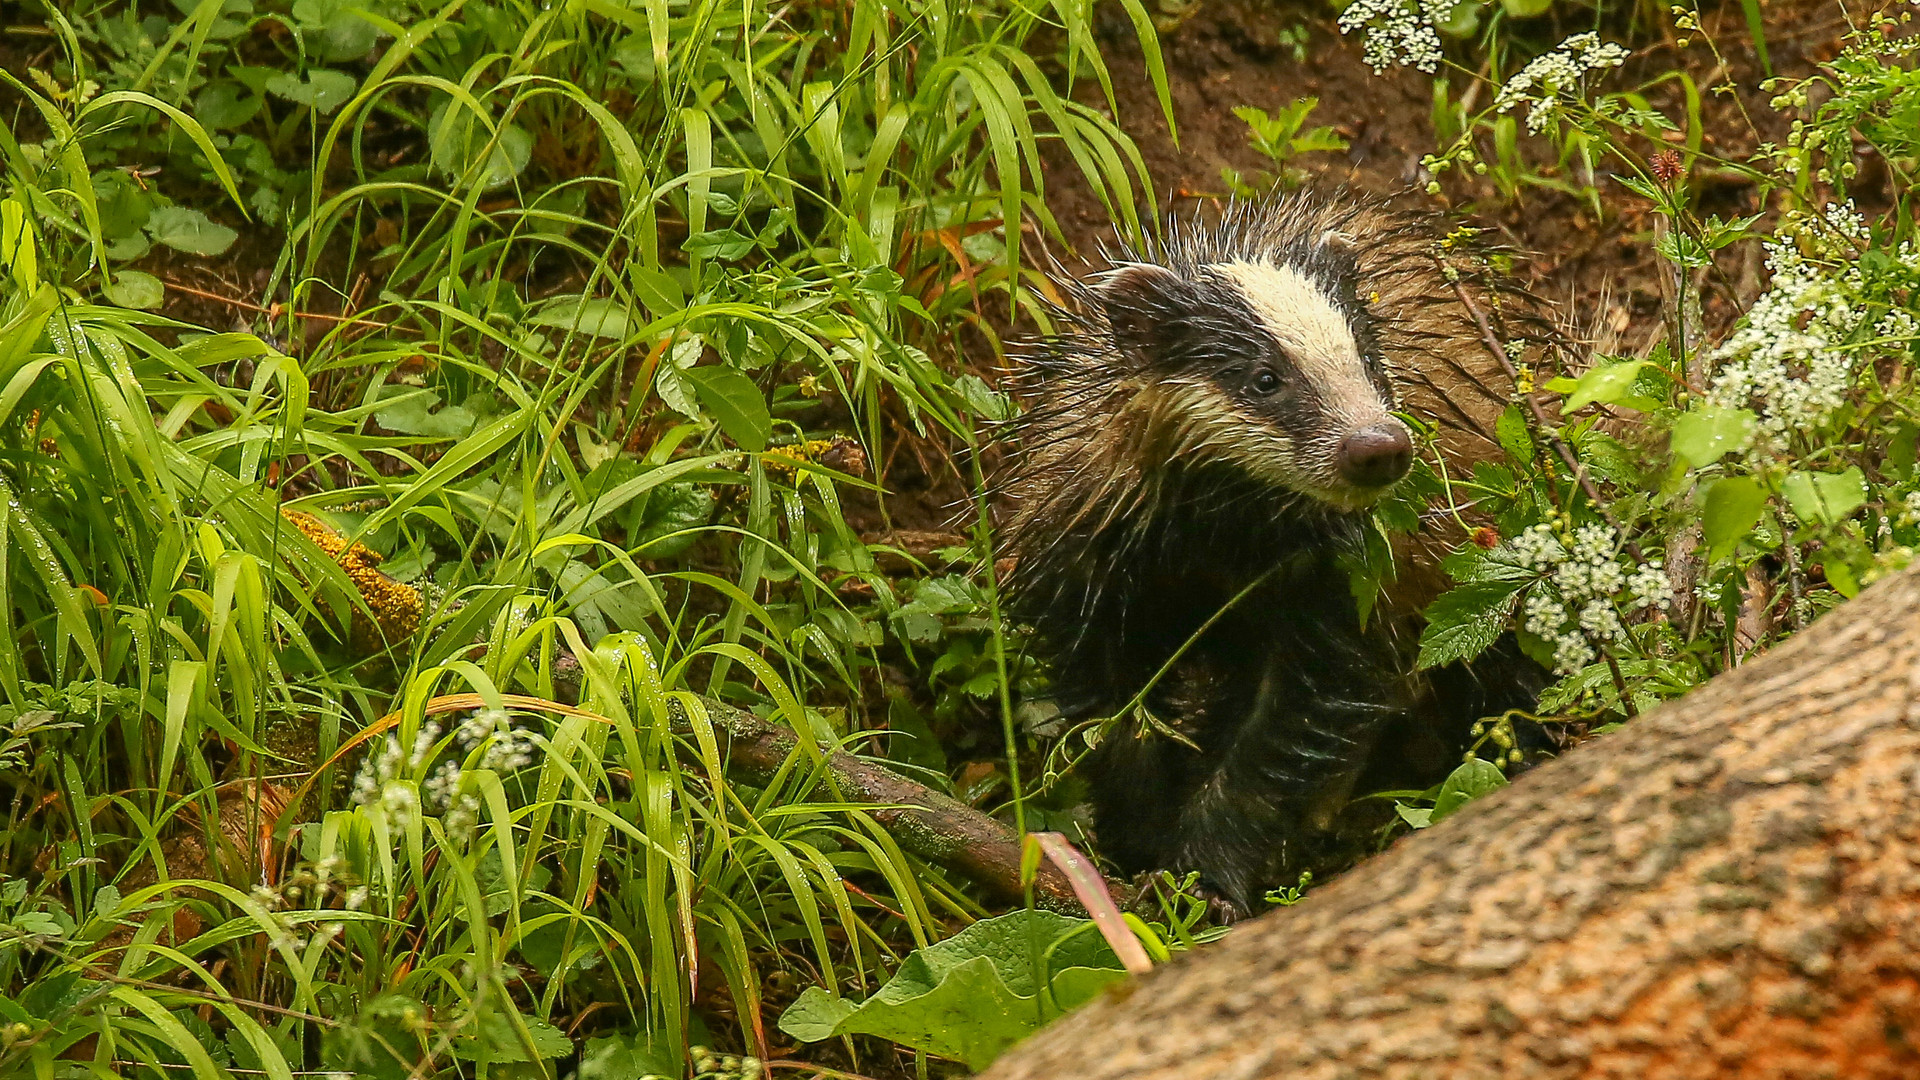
[281,508,422,653]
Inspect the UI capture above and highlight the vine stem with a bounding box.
[1442,264,1645,564]
[1444,263,1638,714]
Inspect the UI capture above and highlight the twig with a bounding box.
[1444,265,1645,562]
[161,280,404,333]
[298,691,1092,913]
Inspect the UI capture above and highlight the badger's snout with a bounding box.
[1335,422,1412,488]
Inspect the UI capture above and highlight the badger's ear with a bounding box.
[1093,263,1193,360]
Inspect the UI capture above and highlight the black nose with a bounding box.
[1336,423,1413,488]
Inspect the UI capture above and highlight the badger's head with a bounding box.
[1091,242,1412,511]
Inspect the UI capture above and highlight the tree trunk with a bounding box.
[985,564,1920,1080]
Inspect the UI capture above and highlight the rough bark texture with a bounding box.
[985,564,1920,1080]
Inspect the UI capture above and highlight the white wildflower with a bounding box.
[1492,33,1631,134]
[1506,523,1566,569]
[1706,203,1874,453]
[1552,635,1596,675]
[1578,600,1626,642]
[1337,0,1453,73]
[1900,491,1920,527]
[1523,590,1569,638]
[1626,561,1674,610]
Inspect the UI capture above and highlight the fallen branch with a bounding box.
[686,696,1087,912]
[299,691,1087,913]
[986,562,1920,1079]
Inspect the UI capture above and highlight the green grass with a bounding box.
[0,0,1168,1072]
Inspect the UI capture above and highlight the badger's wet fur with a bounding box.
[1001,191,1547,914]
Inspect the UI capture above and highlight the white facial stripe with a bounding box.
[1213,260,1392,430]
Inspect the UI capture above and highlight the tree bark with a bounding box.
[985,564,1920,1080]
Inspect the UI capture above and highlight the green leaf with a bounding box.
[291,0,379,60]
[450,1013,571,1062]
[426,100,533,189]
[577,1032,678,1080]
[1702,475,1768,557]
[146,207,238,255]
[1495,402,1534,463]
[1396,803,1435,829]
[103,270,165,310]
[528,297,633,340]
[683,229,755,261]
[1782,467,1867,526]
[1430,757,1507,823]
[1670,406,1754,468]
[264,69,358,114]
[1563,359,1649,413]
[1415,579,1526,669]
[193,82,261,130]
[681,366,770,451]
[778,910,1126,1070]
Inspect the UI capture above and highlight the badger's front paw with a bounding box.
[1129,869,1250,926]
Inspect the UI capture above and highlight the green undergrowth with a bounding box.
[0,0,1171,1073]
[3,0,1918,1074]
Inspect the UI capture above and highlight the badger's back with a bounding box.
[996,190,1553,909]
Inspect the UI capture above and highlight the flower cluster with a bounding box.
[351,722,440,828]
[1502,524,1666,674]
[1336,0,1451,73]
[428,708,541,840]
[1491,33,1632,134]
[351,708,541,839]
[1705,203,1907,454]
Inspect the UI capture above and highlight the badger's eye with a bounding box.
[1252,369,1281,396]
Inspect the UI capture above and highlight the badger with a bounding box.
[1000,191,1549,915]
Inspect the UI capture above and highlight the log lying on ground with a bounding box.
[985,564,1920,1079]
[303,692,1085,912]
[685,698,1086,913]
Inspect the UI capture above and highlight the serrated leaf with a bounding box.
[1431,758,1507,823]
[146,207,238,255]
[1670,406,1754,468]
[1495,402,1534,463]
[1416,579,1526,669]
[426,100,532,189]
[1781,467,1867,526]
[1563,359,1650,413]
[103,270,164,309]
[1702,475,1767,557]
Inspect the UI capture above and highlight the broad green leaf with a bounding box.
[681,366,771,451]
[528,297,632,340]
[1430,758,1507,823]
[264,68,358,114]
[1702,475,1768,557]
[427,100,533,189]
[1416,579,1526,669]
[146,206,238,255]
[1670,406,1754,468]
[194,82,261,130]
[103,271,165,310]
[1495,402,1533,463]
[1782,467,1867,526]
[1563,359,1649,413]
[778,910,1126,1069]
[683,229,755,261]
